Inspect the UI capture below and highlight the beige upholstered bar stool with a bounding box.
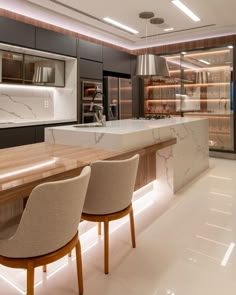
[82,154,139,274]
[0,166,91,295]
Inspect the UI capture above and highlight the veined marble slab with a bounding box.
[0,58,77,124]
[45,117,209,193]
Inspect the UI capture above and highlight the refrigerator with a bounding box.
[104,76,133,120]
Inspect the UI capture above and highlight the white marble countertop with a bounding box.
[52,117,207,135]
[45,117,208,152]
[0,118,77,129]
[45,117,209,194]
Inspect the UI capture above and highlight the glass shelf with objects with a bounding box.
[0,50,65,87]
[181,47,234,151]
[143,57,182,116]
[143,46,234,152]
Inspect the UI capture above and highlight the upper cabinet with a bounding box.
[103,47,132,74]
[79,39,103,62]
[0,16,35,48]
[0,50,65,87]
[79,59,103,80]
[35,28,77,57]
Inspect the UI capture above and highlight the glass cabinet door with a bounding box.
[143,47,234,152]
[0,51,23,84]
[0,50,65,87]
[143,54,181,117]
[182,47,234,151]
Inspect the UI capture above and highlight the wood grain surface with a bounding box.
[0,139,176,204]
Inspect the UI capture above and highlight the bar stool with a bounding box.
[82,154,139,274]
[0,166,91,295]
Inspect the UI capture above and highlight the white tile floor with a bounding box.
[1,157,236,295]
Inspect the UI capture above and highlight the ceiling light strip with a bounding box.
[103,17,139,34]
[49,0,138,35]
[171,0,200,22]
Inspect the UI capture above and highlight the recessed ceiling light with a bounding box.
[164,27,174,32]
[199,59,211,65]
[171,0,200,22]
[103,17,139,34]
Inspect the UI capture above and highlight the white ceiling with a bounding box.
[1,0,236,50]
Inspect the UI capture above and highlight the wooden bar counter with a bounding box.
[0,139,176,207]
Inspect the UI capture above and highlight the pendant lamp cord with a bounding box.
[145,19,148,55]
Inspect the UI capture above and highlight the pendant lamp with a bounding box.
[136,12,170,78]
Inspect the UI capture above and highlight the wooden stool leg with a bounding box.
[129,207,136,248]
[27,262,35,295]
[98,222,102,235]
[75,240,84,295]
[104,219,109,274]
[42,265,47,272]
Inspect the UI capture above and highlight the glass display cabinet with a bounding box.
[143,46,234,152]
[0,50,65,87]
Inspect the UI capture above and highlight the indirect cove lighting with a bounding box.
[172,0,200,22]
[103,17,139,34]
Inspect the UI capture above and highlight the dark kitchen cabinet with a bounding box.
[0,16,35,48]
[0,126,35,149]
[103,46,132,74]
[130,54,137,76]
[35,28,77,57]
[0,122,77,149]
[35,125,46,143]
[79,39,103,62]
[80,58,103,80]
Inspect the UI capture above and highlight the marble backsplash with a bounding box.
[0,59,77,123]
[0,86,54,120]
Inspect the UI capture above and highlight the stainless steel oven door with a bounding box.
[82,80,103,101]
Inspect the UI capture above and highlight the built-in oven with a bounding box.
[82,103,103,123]
[81,80,103,101]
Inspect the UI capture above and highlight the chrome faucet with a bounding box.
[89,91,106,126]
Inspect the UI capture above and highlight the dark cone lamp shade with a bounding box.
[136,54,170,78]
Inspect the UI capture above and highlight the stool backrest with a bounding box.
[0,166,91,258]
[83,154,139,215]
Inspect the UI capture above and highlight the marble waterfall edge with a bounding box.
[45,117,209,194]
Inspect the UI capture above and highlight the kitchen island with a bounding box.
[45,117,209,194]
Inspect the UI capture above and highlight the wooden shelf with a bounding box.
[2,77,23,81]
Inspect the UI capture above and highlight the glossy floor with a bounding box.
[0,157,236,295]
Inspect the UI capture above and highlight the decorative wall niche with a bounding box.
[0,50,65,87]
